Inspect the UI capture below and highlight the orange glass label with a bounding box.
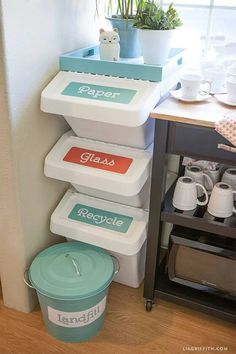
[63,147,133,174]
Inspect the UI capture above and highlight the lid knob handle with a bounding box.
[65,253,81,277]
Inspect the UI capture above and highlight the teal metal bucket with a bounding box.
[25,242,116,342]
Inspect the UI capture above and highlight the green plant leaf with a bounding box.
[133,0,182,30]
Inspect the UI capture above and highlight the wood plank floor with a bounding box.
[0,282,235,354]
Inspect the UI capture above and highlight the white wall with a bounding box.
[0,0,102,312]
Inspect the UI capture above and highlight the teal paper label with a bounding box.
[61,82,136,104]
[68,204,133,233]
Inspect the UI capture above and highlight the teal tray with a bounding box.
[59,45,185,82]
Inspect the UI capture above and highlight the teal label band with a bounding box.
[68,204,133,233]
[61,82,136,104]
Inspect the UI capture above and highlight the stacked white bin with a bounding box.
[41,70,178,287]
[44,131,152,208]
[50,190,149,288]
[40,71,161,149]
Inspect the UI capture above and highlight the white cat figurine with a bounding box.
[99,28,120,62]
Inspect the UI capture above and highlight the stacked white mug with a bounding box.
[184,165,213,196]
[222,168,236,201]
[173,164,236,218]
[173,176,208,211]
[207,182,236,218]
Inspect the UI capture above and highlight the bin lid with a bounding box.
[40,71,161,127]
[50,190,148,256]
[44,130,152,197]
[29,242,114,300]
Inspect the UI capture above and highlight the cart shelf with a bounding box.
[155,257,236,323]
[161,183,236,238]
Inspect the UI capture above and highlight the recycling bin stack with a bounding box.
[41,48,182,287]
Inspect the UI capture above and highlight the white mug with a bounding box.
[208,182,236,218]
[226,76,236,103]
[180,73,211,100]
[185,165,213,195]
[222,168,236,201]
[204,167,221,189]
[173,176,209,211]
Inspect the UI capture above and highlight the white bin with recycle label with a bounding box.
[40,71,178,149]
[50,189,149,288]
[44,130,152,208]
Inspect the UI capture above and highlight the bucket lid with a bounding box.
[29,242,114,300]
[44,130,152,197]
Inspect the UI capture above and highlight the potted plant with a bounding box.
[105,0,142,58]
[133,1,182,65]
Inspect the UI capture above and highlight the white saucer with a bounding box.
[210,87,227,95]
[170,89,210,103]
[214,93,236,106]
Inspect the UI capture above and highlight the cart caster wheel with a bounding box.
[145,300,153,312]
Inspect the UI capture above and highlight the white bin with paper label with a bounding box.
[44,131,152,208]
[50,190,149,288]
[40,71,167,148]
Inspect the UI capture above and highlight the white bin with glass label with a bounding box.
[40,71,178,149]
[50,190,148,288]
[44,131,152,208]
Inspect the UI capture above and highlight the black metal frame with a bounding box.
[144,119,236,321]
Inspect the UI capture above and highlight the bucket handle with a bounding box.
[111,255,120,275]
[65,253,81,276]
[23,268,35,289]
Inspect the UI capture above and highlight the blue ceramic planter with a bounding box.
[106,17,141,58]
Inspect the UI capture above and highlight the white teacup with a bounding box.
[226,76,236,103]
[180,73,211,100]
[208,182,236,218]
[222,168,236,201]
[173,176,209,211]
[185,165,213,195]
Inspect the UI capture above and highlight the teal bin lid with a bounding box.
[29,242,114,300]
